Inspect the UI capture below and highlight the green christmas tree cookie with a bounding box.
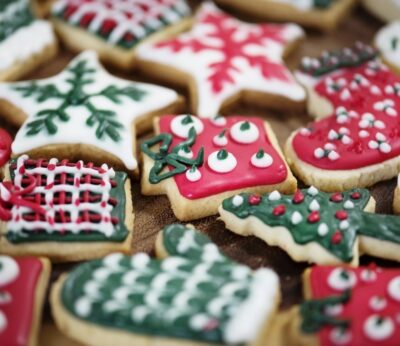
[52,224,280,345]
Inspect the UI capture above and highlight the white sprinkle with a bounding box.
[309,200,320,211]
[291,211,303,225]
[314,148,325,159]
[268,191,281,201]
[344,201,354,209]
[340,220,350,230]
[318,223,329,236]
[307,186,319,196]
[232,195,244,207]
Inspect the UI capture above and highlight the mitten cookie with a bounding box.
[289,265,400,346]
[141,114,296,221]
[285,43,400,191]
[0,0,57,81]
[0,155,134,262]
[215,0,357,31]
[136,2,306,118]
[362,0,400,23]
[0,255,51,346]
[221,187,400,265]
[50,0,192,70]
[51,224,280,346]
[375,21,400,75]
[0,50,181,172]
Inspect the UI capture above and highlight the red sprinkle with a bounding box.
[48,164,56,171]
[351,192,361,199]
[248,194,262,205]
[273,205,286,216]
[74,199,80,206]
[335,210,348,220]
[330,193,343,202]
[307,211,320,223]
[18,166,25,174]
[331,231,342,244]
[101,201,107,208]
[293,190,305,204]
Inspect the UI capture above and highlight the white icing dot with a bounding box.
[190,314,210,330]
[103,253,123,269]
[309,200,320,211]
[74,297,92,317]
[330,327,352,345]
[231,266,250,280]
[232,195,244,207]
[328,268,357,291]
[359,130,370,138]
[0,256,20,286]
[210,116,227,127]
[344,201,354,209]
[369,296,387,311]
[171,115,204,138]
[291,211,303,225]
[177,148,193,159]
[387,276,400,302]
[314,148,325,159]
[251,151,273,168]
[0,311,7,333]
[339,220,349,230]
[84,281,101,297]
[307,186,319,196]
[213,133,228,146]
[207,150,237,173]
[364,315,394,341]
[131,253,150,269]
[318,223,329,236]
[186,167,202,182]
[325,304,343,316]
[230,121,259,144]
[380,142,392,154]
[268,191,281,201]
[132,306,150,323]
[360,269,377,282]
[93,268,112,281]
[328,151,340,161]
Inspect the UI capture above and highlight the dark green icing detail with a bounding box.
[256,149,264,159]
[300,290,350,334]
[217,149,228,160]
[300,42,378,77]
[141,127,204,184]
[217,129,226,138]
[392,37,399,50]
[60,224,262,343]
[6,159,129,243]
[0,0,34,43]
[239,121,250,131]
[182,114,194,125]
[313,0,335,9]
[222,188,371,262]
[14,58,146,142]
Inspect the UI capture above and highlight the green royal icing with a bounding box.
[313,0,335,9]
[0,0,34,43]
[61,224,272,343]
[14,58,146,142]
[6,159,129,243]
[222,188,400,262]
[141,127,204,184]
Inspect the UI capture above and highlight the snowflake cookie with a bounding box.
[141,114,297,220]
[0,155,134,262]
[215,0,357,31]
[0,255,50,346]
[285,43,400,191]
[0,51,181,172]
[375,21,400,74]
[220,186,400,265]
[136,2,306,118]
[51,224,280,346]
[288,265,400,346]
[0,0,57,81]
[50,0,191,70]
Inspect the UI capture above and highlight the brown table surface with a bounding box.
[2,2,398,345]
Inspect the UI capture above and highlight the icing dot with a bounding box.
[387,276,400,302]
[171,115,204,138]
[131,253,150,269]
[318,223,329,236]
[360,269,377,282]
[344,201,354,209]
[232,195,244,207]
[335,210,348,220]
[186,166,201,182]
[331,230,342,244]
[273,205,286,216]
[207,150,237,173]
[330,327,352,345]
[74,297,92,317]
[248,194,261,205]
[308,211,320,223]
[0,256,19,286]
[364,315,394,341]
[210,115,227,127]
[328,268,357,291]
[213,130,228,146]
[103,253,123,268]
[330,193,343,202]
[291,211,303,225]
[369,296,387,311]
[230,121,259,144]
[251,149,273,168]
[292,190,305,204]
[339,221,349,230]
[309,199,320,211]
[325,304,343,316]
[190,314,212,331]
[308,186,319,196]
[268,191,281,201]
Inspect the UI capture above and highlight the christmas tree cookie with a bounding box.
[285,43,400,191]
[51,224,280,346]
[0,255,51,346]
[50,0,192,70]
[221,186,400,265]
[0,155,134,262]
[0,0,57,81]
[0,51,181,172]
[136,2,306,118]
[141,114,297,221]
[287,265,400,346]
[215,0,357,31]
[375,21,400,75]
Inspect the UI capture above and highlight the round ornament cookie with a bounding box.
[375,21,400,74]
[362,0,400,23]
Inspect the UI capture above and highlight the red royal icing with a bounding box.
[159,116,288,199]
[293,61,400,170]
[0,256,43,346]
[0,129,12,167]
[309,266,400,346]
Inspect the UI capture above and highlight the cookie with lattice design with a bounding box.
[51,224,280,346]
[0,155,134,262]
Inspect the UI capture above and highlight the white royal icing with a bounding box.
[375,21,400,69]
[230,121,259,144]
[207,150,237,173]
[268,191,281,201]
[232,195,244,207]
[170,115,204,139]
[213,132,228,146]
[0,256,19,286]
[5,51,179,170]
[185,166,202,182]
[327,268,357,291]
[330,327,352,345]
[251,151,273,168]
[364,315,394,341]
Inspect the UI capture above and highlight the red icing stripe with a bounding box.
[159,115,288,199]
[292,61,400,170]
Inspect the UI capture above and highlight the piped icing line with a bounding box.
[59,224,280,344]
[51,0,191,50]
[375,21,400,70]
[136,1,305,118]
[1,51,179,170]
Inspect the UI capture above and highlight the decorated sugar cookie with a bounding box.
[0,255,50,346]
[0,155,134,262]
[288,265,400,346]
[375,21,400,74]
[0,0,57,81]
[215,0,357,31]
[51,0,191,70]
[141,114,296,220]
[220,187,400,265]
[285,43,400,191]
[51,224,280,346]
[0,51,181,172]
[362,0,400,23]
[137,2,306,118]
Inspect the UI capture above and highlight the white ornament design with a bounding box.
[368,133,392,154]
[374,99,397,116]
